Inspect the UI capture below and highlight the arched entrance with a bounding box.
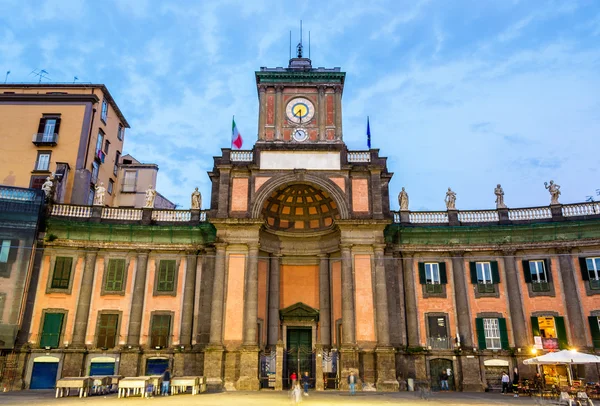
[429,358,455,391]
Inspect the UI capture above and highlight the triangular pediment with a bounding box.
[279,302,319,321]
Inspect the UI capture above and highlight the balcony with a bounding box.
[427,336,453,350]
[94,149,106,164]
[32,133,58,146]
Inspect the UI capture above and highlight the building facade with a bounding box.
[0,84,129,206]
[9,56,600,391]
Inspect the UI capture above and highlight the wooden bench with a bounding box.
[170,376,206,395]
[118,377,150,398]
[55,377,93,398]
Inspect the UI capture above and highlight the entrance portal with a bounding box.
[429,358,455,391]
[285,328,313,389]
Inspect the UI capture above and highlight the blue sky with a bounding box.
[1,0,599,210]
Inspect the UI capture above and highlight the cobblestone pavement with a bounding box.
[0,390,556,405]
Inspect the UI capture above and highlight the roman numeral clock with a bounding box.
[286,97,314,142]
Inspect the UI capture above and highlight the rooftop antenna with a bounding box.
[296,20,303,58]
[73,76,79,84]
[4,70,9,83]
[30,69,51,84]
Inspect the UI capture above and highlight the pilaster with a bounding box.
[71,250,97,347]
[402,253,419,347]
[318,254,331,347]
[180,251,198,346]
[451,251,473,347]
[502,250,528,347]
[340,244,355,345]
[236,347,260,390]
[258,85,267,140]
[556,248,587,347]
[268,254,281,346]
[127,251,149,346]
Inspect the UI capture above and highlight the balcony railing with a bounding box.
[51,204,91,218]
[151,209,192,222]
[50,204,208,223]
[508,206,552,221]
[102,207,142,221]
[427,336,452,350]
[231,151,253,162]
[347,151,370,163]
[409,211,449,224]
[562,202,600,217]
[531,281,550,292]
[32,133,58,146]
[458,210,499,223]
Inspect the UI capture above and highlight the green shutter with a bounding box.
[439,262,448,284]
[40,313,63,348]
[475,318,486,350]
[579,258,590,281]
[544,259,553,283]
[157,260,176,292]
[498,318,509,350]
[151,315,171,347]
[97,314,118,348]
[523,260,532,283]
[531,316,540,336]
[51,257,72,289]
[418,263,425,284]
[491,261,500,284]
[555,317,568,350]
[588,316,600,349]
[469,262,478,284]
[105,259,125,292]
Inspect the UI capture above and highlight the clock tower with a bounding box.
[255,46,345,143]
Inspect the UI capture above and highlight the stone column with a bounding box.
[275,85,283,140]
[557,248,586,347]
[268,254,281,346]
[127,251,149,346]
[451,252,473,347]
[502,251,528,347]
[243,244,260,345]
[71,250,98,347]
[334,85,343,140]
[319,254,331,347]
[340,244,355,345]
[209,243,227,345]
[402,253,419,347]
[196,248,215,346]
[318,85,326,141]
[257,85,267,140]
[180,251,198,347]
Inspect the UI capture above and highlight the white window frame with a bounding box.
[476,262,493,284]
[108,180,114,195]
[101,99,108,121]
[122,170,137,193]
[586,258,600,280]
[43,119,56,140]
[88,187,95,206]
[36,153,51,171]
[0,240,10,263]
[95,132,104,155]
[117,124,123,141]
[483,318,501,350]
[425,262,441,284]
[529,260,548,283]
[91,161,99,184]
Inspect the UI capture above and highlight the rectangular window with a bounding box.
[95,132,104,156]
[40,313,64,348]
[476,262,495,293]
[105,259,125,292]
[91,161,99,184]
[427,315,450,349]
[122,170,137,192]
[35,152,51,171]
[536,316,560,350]
[0,240,10,263]
[483,318,501,349]
[157,260,176,292]
[30,175,47,190]
[101,99,108,122]
[104,140,110,154]
[43,118,56,141]
[529,260,550,292]
[589,316,600,349]
[425,263,440,284]
[96,314,119,348]
[114,151,121,176]
[585,258,600,290]
[108,179,114,195]
[150,314,171,348]
[50,257,72,289]
[117,124,124,141]
[88,187,95,206]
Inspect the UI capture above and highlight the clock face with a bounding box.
[293,129,308,142]
[286,97,315,124]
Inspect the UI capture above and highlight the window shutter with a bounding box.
[40,313,63,348]
[439,262,447,284]
[579,258,590,281]
[53,118,61,135]
[7,240,19,263]
[418,262,425,285]
[469,262,477,284]
[37,118,46,134]
[522,260,532,283]
[588,316,600,349]
[554,316,568,350]
[498,318,509,350]
[530,316,540,337]
[544,259,553,283]
[491,261,500,284]
[475,318,486,350]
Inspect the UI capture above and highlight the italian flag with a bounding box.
[231,117,243,149]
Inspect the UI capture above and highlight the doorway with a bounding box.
[429,358,454,391]
[285,328,313,389]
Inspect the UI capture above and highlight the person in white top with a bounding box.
[501,372,510,394]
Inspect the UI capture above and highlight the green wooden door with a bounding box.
[40,313,64,348]
[286,328,312,387]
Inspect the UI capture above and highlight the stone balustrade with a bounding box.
[458,210,499,223]
[231,150,253,162]
[347,151,371,163]
[562,202,600,217]
[51,204,91,218]
[508,206,552,221]
[50,204,207,223]
[151,209,192,222]
[102,207,143,221]
[0,186,40,201]
[409,211,449,224]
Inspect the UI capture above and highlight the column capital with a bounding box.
[275,84,284,92]
[317,253,329,259]
[258,84,268,93]
[449,250,466,257]
[373,244,386,254]
[555,247,572,255]
[339,243,352,251]
[317,85,326,94]
[214,242,228,252]
[333,85,343,94]
[247,243,260,251]
[502,249,518,257]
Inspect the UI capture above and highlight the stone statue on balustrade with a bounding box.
[494,184,507,209]
[94,182,106,206]
[544,180,561,205]
[191,187,202,209]
[144,185,157,208]
[41,175,55,200]
[398,187,409,211]
[445,187,457,210]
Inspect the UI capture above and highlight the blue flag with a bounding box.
[367,116,371,149]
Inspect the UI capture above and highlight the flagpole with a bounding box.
[231,115,234,149]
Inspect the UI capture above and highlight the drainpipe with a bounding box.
[83,107,97,169]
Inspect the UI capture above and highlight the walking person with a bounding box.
[501,372,510,394]
[302,371,310,396]
[290,383,302,404]
[290,371,297,388]
[439,369,449,391]
[512,368,519,397]
[161,368,171,396]
[347,371,356,395]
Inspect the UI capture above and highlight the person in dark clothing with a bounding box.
[161,368,171,396]
[512,370,519,397]
[302,371,310,396]
[439,370,449,391]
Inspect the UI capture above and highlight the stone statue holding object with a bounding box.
[494,184,507,208]
[191,187,202,209]
[544,180,561,205]
[94,182,106,206]
[398,187,409,211]
[144,185,157,208]
[445,187,457,210]
[41,175,55,199]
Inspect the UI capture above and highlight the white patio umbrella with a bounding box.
[523,350,600,386]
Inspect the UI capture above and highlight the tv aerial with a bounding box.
[30,69,51,83]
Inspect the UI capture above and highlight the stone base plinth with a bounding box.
[203,346,224,390]
[236,347,259,391]
[315,346,324,391]
[375,348,399,392]
[119,350,141,377]
[275,343,284,391]
[339,347,359,391]
[62,351,85,377]
[460,355,484,392]
[360,350,376,388]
